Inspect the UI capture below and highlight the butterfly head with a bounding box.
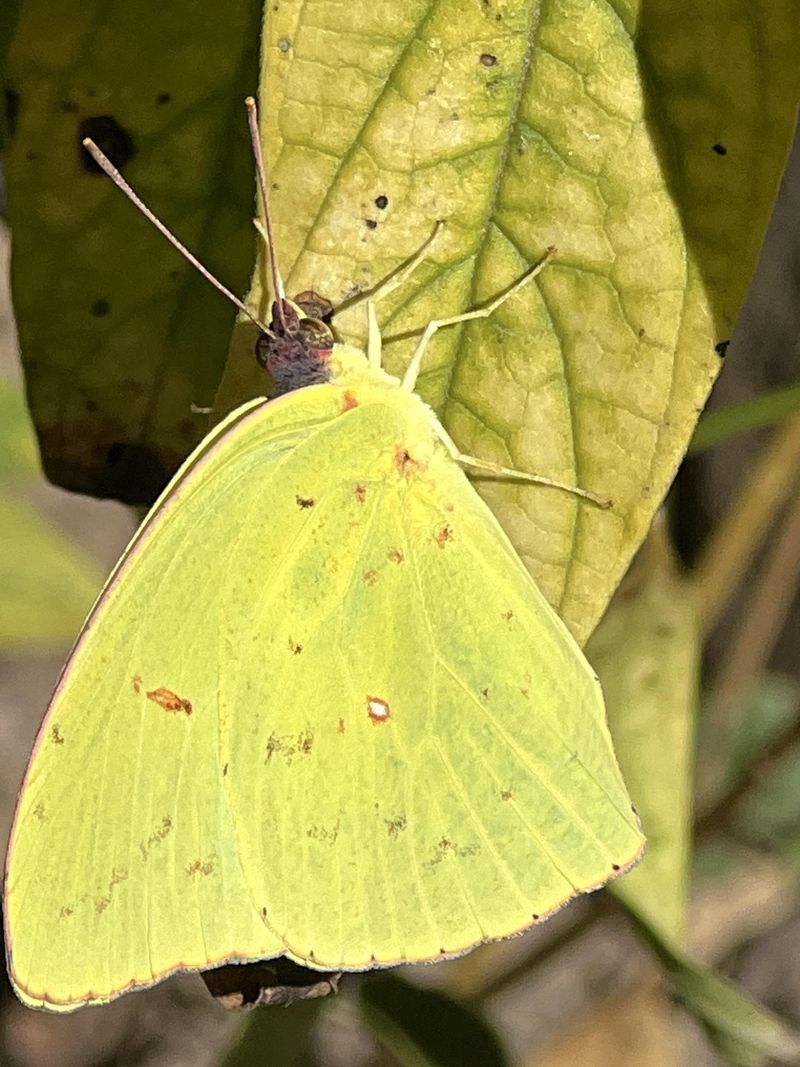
[256,295,336,396]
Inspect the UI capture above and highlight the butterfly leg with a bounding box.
[431,420,611,509]
[401,247,557,392]
[332,222,445,325]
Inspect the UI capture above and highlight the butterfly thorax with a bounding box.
[256,296,335,396]
[320,344,449,476]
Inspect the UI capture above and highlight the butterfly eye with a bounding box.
[294,290,335,324]
[297,318,335,350]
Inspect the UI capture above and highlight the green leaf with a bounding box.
[216,0,800,641]
[628,908,800,1067]
[588,523,698,944]
[6,0,262,503]
[0,377,103,650]
[703,673,800,805]
[217,1000,320,1067]
[0,377,41,484]
[690,385,800,454]
[0,498,102,650]
[361,973,508,1067]
[727,722,800,871]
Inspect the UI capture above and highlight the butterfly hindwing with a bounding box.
[218,380,643,968]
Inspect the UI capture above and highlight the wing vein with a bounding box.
[438,658,617,860]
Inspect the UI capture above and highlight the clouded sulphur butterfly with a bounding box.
[4,99,644,1012]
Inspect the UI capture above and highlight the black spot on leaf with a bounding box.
[480,53,498,66]
[374,194,389,209]
[365,218,378,230]
[104,442,167,504]
[712,143,727,156]
[80,115,136,173]
[4,89,19,136]
[156,92,172,105]
[91,298,110,317]
[715,340,730,357]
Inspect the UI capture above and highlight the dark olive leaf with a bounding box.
[6,0,262,503]
[362,972,508,1067]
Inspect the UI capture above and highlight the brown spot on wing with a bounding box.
[306,817,340,843]
[341,390,359,411]
[387,548,404,563]
[288,637,303,654]
[425,837,480,868]
[146,687,192,715]
[94,867,128,914]
[132,674,143,693]
[500,788,513,801]
[363,569,379,586]
[355,484,367,503]
[394,444,426,476]
[140,816,173,860]
[502,609,514,621]
[50,724,65,745]
[187,858,215,876]
[385,815,407,838]
[266,729,314,764]
[296,495,315,509]
[436,524,454,548]
[338,718,346,734]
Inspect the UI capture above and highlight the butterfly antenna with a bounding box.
[245,96,286,330]
[82,137,272,335]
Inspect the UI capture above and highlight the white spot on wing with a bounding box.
[367,697,391,724]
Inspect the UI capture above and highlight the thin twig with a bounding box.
[458,898,612,1005]
[696,705,800,833]
[691,413,800,637]
[699,481,800,800]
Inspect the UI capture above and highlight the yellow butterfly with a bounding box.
[5,99,643,1012]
